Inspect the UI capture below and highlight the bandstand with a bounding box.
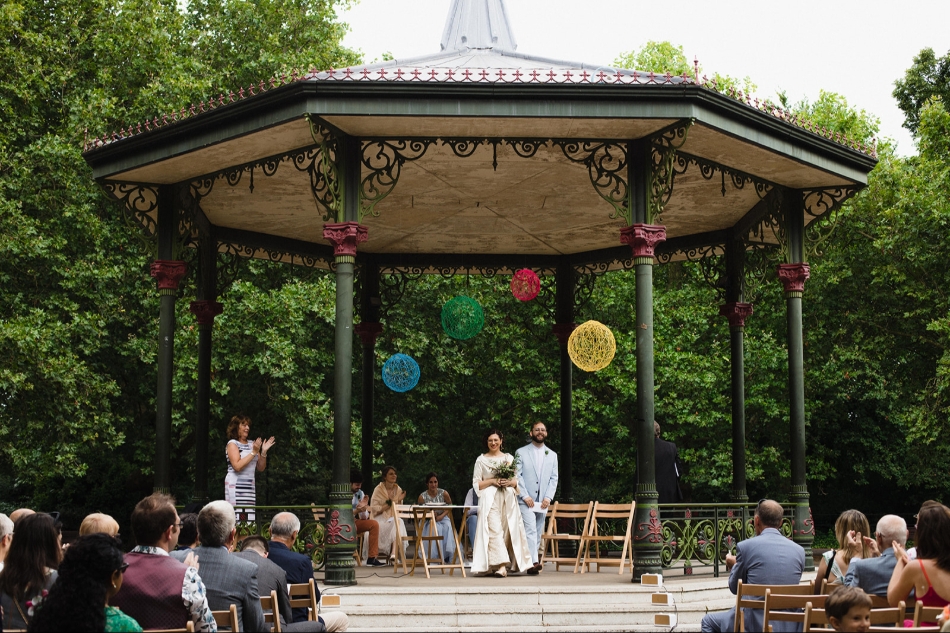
[82,0,876,585]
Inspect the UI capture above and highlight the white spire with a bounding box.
[440,0,517,52]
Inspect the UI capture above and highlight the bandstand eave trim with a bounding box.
[86,81,874,186]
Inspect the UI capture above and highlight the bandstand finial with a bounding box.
[440,0,517,53]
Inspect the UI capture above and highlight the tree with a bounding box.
[613,41,694,76]
[893,47,950,136]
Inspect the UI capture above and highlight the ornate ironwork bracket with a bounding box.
[649,119,694,223]
[103,182,159,254]
[360,140,432,219]
[553,140,629,223]
[747,190,789,263]
[802,186,860,259]
[672,152,773,200]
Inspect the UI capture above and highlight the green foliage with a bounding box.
[893,47,950,136]
[613,41,693,76]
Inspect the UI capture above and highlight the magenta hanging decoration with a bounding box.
[510,268,540,301]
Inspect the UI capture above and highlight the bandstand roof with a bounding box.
[82,0,876,272]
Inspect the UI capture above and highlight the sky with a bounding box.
[339,0,950,157]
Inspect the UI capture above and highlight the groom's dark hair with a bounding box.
[483,428,505,450]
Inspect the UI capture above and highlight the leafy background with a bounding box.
[1,3,949,540]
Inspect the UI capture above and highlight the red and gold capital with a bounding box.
[189,300,224,326]
[323,222,368,263]
[719,302,754,329]
[150,260,187,295]
[354,322,384,346]
[620,224,667,264]
[777,263,810,297]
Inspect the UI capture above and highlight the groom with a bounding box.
[516,421,559,576]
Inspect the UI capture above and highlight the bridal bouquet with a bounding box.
[491,454,520,480]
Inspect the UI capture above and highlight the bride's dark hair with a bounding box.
[483,428,504,450]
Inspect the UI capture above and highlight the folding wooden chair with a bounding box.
[142,624,195,633]
[288,578,319,622]
[540,501,593,572]
[732,580,814,632]
[576,501,635,574]
[868,594,890,608]
[210,604,239,631]
[411,506,465,578]
[803,601,906,632]
[762,591,826,631]
[260,589,282,632]
[913,602,947,627]
[391,504,413,574]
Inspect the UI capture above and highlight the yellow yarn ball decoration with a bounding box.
[567,320,617,372]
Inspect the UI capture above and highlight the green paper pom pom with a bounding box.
[441,295,484,340]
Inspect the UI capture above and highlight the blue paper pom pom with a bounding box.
[382,353,420,393]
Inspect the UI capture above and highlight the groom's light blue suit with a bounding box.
[515,443,559,565]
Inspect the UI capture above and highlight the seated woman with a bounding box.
[369,465,408,563]
[816,509,872,589]
[471,428,532,577]
[29,533,142,632]
[0,513,62,630]
[888,500,950,626]
[417,472,456,564]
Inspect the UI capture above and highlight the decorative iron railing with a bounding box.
[230,505,330,571]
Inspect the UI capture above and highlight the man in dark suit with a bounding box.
[844,514,908,597]
[173,500,267,632]
[269,512,348,632]
[654,422,683,504]
[700,499,806,633]
[235,536,326,632]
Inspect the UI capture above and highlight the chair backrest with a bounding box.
[146,623,195,633]
[310,503,325,522]
[913,602,946,626]
[260,589,281,632]
[763,591,827,630]
[868,594,890,608]
[211,604,239,631]
[547,501,593,538]
[804,602,906,632]
[288,578,319,621]
[734,581,814,632]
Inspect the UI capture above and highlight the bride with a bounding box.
[471,428,533,576]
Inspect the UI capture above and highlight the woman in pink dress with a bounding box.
[888,500,950,626]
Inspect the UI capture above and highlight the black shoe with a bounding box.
[366,557,387,567]
[527,562,541,575]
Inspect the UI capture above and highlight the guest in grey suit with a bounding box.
[515,421,559,575]
[844,514,908,597]
[234,536,326,632]
[173,501,267,632]
[700,499,806,633]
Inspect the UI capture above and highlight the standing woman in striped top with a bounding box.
[225,414,276,521]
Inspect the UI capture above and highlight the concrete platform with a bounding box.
[315,562,815,632]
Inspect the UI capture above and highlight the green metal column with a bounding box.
[553,256,575,502]
[189,226,221,505]
[778,188,815,570]
[356,256,382,486]
[719,239,751,504]
[150,185,186,494]
[322,135,363,586]
[623,139,665,582]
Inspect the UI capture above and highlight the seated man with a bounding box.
[700,499,806,633]
[235,536,325,632]
[462,488,479,555]
[351,471,385,566]
[175,513,199,552]
[111,493,217,632]
[269,512,348,632]
[844,514,907,597]
[174,500,267,633]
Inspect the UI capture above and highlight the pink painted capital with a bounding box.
[619,224,667,259]
[552,323,577,346]
[150,260,187,291]
[189,300,223,325]
[719,302,754,328]
[323,222,368,257]
[777,263,811,294]
[354,322,383,345]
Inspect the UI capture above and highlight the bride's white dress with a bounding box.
[471,453,533,574]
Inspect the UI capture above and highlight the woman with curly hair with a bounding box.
[29,533,142,632]
[0,513,62,630]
